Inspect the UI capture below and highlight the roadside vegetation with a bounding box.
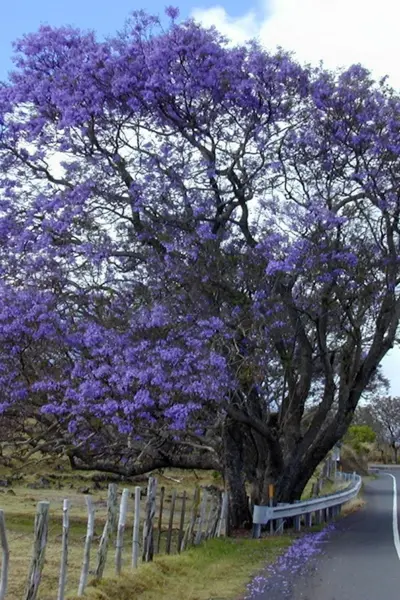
[69,536,292,600]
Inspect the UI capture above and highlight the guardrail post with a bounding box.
[325,507,330,521]
[252,522,261,539]
[276,518,283,534]
[294,514,301,532]
[305,512,312,528]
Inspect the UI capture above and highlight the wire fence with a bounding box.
[0,476,229,600]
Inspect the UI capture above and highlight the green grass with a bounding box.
[68,536,292,600]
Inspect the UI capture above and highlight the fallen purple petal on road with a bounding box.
[245,524,336,599]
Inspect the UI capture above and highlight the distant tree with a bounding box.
[370,397,400,463]
[352,405,378,429]
[345,424,376,453]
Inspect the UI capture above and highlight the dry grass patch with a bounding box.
[0,493,112,600]
[341,496,366,516]
[340,477,372,517]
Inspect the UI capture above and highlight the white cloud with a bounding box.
[193,0,400,395]
[192,0,400,88]
[191,5,259,44]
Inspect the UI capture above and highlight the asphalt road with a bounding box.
[247,469,400,600]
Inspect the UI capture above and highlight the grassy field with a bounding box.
[0,461,224,599]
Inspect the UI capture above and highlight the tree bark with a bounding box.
[222,420,252,529]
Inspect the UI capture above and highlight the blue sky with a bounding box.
[0,0,259,81]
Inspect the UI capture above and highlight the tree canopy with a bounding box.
[1,8,400,526]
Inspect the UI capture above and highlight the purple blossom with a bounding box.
[245,525,335,599]
[165,6,179,20]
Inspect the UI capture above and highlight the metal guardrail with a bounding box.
[252,472,362,537]
[369,464,400,470]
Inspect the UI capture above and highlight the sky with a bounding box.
[1,0,400,394]
[0,0,246,80]
[2,0,400,85]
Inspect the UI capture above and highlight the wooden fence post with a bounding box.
[203,495,214,541]
[217,492,229,537]
[57,499,70,600]
[142,477,157,562]
[204,495,219,540]
[95,483,118,579]
[78,496,95,596]
[181,487,200,552]
[155,486,165,554]
[177,491,187,553]
[24,501,50,600]
[0,511,9,600]
[194,490,208,545]
[115,488,129,575]
[131,486,141,569]
[165,490,177,555]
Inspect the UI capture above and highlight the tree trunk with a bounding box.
[270,419,352,504]
[275,456,317,503]
[393,443,398,464]
[223,420,252,529]
[245,431,282,507]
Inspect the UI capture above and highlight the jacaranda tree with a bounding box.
[1,8,400,527]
